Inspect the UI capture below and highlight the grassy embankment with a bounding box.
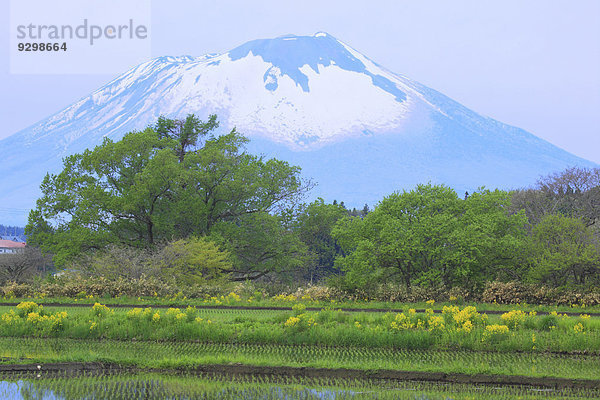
[4,292,599,314]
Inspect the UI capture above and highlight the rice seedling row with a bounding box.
[0,337,597,380]
[0,371,598,399]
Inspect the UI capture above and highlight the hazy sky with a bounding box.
[2,0,599,163]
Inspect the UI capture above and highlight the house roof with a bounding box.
[0,239,26,248]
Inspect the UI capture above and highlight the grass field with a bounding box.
[0,302,598,353]
[0,299,599,398]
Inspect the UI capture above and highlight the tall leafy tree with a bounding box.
[26,115,311,267]
[296,198,348,282]
[333,184,527,291]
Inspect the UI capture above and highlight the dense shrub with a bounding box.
[1,278,600,306]
[481,281,600,306]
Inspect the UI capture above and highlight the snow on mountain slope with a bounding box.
[0,32,595,225]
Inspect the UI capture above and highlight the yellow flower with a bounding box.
[226,292,241,302]
[425,299,435,306]
[92,303,111,317]
[16,302,39,316]
[166,308,181,318]
[273,294,297,302]
[390,313,414,330]
[483,324,509,342]
[1,310,19,324]
[459,320,473,333]
[574,323,585,333]
[127,308,142,319]
[486,324,509,334]
[284,316,300,327]
[26,312,41,323]
[501,310,528,329]
[428,315,445,332]
[152,312,160,323]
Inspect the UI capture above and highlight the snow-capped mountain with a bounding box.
[0,32,596,224]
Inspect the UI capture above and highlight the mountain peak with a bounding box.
[227,33,405,100]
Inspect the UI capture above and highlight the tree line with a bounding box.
[13,115,600,290]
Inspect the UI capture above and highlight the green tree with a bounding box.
[297,198,347,282]
[527,214,600,285]
[332,184,527,291]
[26,115,310,267]
[213,212,307,281]
[160,237,233,284]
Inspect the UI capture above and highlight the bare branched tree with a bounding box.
[511,167,600,229]
[0,247,51,283]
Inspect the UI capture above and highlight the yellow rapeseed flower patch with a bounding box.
[483,324,509,342]
[501,310,527,329]
[226,292,241,302]
[458,320,473,333]
[273,294,298,302]
[284,316,300,328]
[16,301,40,316]
[92,303,112,317]
[428,315,445,332]
[127,308,142,319]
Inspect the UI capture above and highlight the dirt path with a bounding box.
[1,361,598,390]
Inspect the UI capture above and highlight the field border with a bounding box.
[1,362,598,390]
[0,302,597,316]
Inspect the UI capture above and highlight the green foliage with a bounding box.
[26,115,309,270]
[527,214,600,285]
[297,198,347,280]
[2,302,600,356]
[333,184,527,291]
[161,237,232,284]
[214,212,308,281]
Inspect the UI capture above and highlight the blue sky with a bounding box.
[2,0,599,163]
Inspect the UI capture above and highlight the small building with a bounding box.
[0,239,26,254]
